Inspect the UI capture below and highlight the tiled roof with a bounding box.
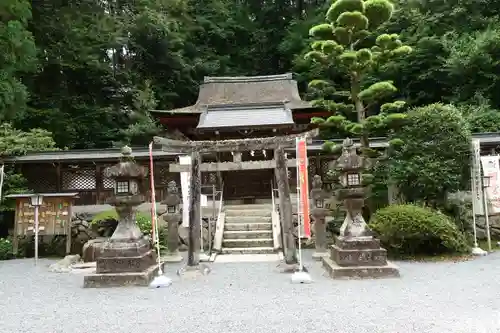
[196,103,295,129]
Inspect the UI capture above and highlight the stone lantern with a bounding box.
[310,175,330,260]
[83,146,159,288]
[335,138,370,238]
[162,181,183,262]
[320,138,400,279]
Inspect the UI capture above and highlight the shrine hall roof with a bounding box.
[151,73,314,115]
[196,102,295,130]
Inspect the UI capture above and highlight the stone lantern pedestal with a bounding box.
[321,138,400,279]
[83,147,160,288]
[322,236,399,279]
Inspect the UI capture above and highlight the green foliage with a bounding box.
[444,25,500,107]
[369,204,470,256]
[0,237,14,260]
[0,123,58,211]
[306,0,411,145]
[388,103,471,206]
[459,103,500,133]
[0,123,58,156]
[0,0,37,121]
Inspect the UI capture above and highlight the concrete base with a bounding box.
[291,271,313,284]
[199,253,211,262]
[312,251,329,261]
[83,264,159,288]
[149,274,173,289]
[322,256,400,279]
[472,246,488,256]
[176,264,211,279]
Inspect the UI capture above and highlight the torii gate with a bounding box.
[153,128,318,267]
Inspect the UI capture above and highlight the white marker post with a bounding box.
[199,194,210,262]
[470,139,487,255]
[30,194,44,266]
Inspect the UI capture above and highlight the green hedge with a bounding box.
[369,204,469,256]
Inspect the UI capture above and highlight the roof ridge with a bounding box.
[203,73,293,83]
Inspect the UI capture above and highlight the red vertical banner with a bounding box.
[296,137,311,238]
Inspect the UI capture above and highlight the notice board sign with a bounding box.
[6,193,78,255]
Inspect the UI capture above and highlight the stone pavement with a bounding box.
[1,250,500,333]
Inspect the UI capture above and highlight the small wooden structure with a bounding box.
[7,193,79,255]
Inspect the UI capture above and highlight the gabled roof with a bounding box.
[196,102,295,130]
[152,73,313,115]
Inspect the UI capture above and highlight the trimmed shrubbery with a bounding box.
[369,204,469,256]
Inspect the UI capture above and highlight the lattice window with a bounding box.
[62,169,96,190]
[24,171,57,192]
[102,167,115,189]
[116,181,129,194]
[308,158,317,177]
[321,159,332,178]
[202,172,217,185]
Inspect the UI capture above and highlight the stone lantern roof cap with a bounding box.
[104,146,148,179]
[335,137,363,172]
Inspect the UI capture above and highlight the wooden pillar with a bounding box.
[95,165,102,204]
[56,163,62,192]
[187,151,201,266]
[274,146,297,264]
[66,201,73,255]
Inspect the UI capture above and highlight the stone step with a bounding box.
[224,209,271,217]
[225,204,272,210]
[224,222,272,231]
[221,247,275,254]
[223,230,273,240]
[225,215,272,223]
[222,238,274,248]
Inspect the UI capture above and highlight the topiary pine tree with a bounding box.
[305,0,412,154]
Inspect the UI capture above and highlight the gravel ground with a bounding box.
[1,250,500,333]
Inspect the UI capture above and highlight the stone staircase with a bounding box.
[221,204,275,254]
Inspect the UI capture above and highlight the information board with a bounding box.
[15,197,73,236]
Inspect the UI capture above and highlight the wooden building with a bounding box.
[4,72,500,205]
[149,73,334,201]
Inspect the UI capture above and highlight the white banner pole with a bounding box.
[470,140,487,255]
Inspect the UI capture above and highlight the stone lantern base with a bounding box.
[321,236,400,279]
[83,238,161,288]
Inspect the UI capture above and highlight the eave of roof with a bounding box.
[2,147,178,163]
[4,132,500,163]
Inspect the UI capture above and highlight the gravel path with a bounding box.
[1,250,500,333]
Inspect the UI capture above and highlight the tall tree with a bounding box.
[304,0,412,151]
[0,0,37,121]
